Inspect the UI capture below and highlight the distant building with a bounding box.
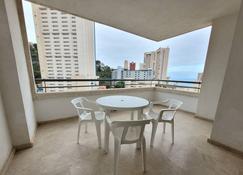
[112,67,154,80]
[124,60,129,70]
[197,72,203,82]
[144,47,169,79]
[130,62,136,70]
[139,63,146,70]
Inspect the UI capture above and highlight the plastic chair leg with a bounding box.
[150,121,158,147]
[95,122,102,148]
[85,123,88,133]
[163,122,166,133]
[77,121,82,144]
[141,136,146,172]
[171,121,174,144]
[104,119,110,153]
[114,139,121,175]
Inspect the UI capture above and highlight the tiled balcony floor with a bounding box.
[6,106,243,175]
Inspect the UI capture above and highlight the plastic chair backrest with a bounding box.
[71,97,96,120]
[168,99,183,110]
[71,97,85,108]
[156,99,183,122]
[111,120,150,144]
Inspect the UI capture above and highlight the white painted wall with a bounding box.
[34,89,154,122]
[154,89,198,113]
[0,0,36,146]
[34,88,199,122]
[5,0,37,142]
[0,92,12,173]
[196,13,238,120]
[211,1,243,152]
[0,0,30,146]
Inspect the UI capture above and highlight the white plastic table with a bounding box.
[96,95,149,152]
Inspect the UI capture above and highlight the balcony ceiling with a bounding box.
[27,0,241,41]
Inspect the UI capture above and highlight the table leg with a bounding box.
[136,108,143,149]
[104,110,110,154]
[138,108,143,120]
[131,111,134,120]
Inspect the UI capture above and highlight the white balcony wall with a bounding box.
[154,88,199,113]
[196,13,238,120]
[0,92,12,174]
[211,1,243,152]
[34,88,154,122]
[34,88,199,122]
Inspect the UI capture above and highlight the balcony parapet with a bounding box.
[34,87,155,100]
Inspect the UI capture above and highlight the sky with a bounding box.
[23,1,212,81]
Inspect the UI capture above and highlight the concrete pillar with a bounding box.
[210,1,243,152]
[0,0,36,148]
[196,13,238,120]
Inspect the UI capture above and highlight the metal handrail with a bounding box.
[35,78,201,84]
[35,78,201,93]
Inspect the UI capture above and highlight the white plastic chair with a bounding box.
[105,116,150,175]
[144,99,183,146]
[71,97,105,148]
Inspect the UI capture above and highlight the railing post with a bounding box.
[44,81,47,93]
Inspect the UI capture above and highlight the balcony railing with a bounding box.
[35,79,202,93]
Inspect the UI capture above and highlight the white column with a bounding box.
[0,0,36,147]
[210,1,243,152]
[196,13,238,120]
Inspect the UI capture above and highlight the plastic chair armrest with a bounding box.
[76,106,94,112]
[158,109,176,118]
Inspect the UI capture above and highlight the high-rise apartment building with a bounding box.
[130,62,136,71]
[144,47,169,79]
[124,60,129,70]
[139,63,146,70]
[32,4,96,92]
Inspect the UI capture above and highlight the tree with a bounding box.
[96,60,112,88]
[114,81,125,88]
[29,43,41,79]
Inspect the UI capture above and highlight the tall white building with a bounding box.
[139,63,146,70]
[144,47,169,80]
[32,4,96,92]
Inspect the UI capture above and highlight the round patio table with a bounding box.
[96,95,149,152]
